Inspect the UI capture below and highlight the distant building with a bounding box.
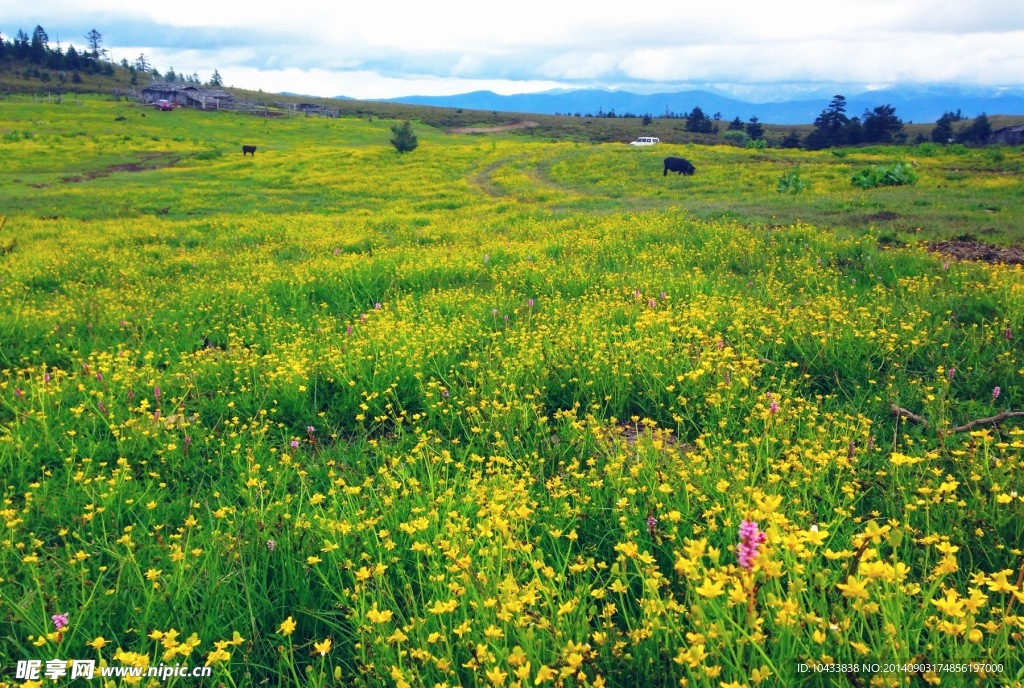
[141,83,184,105]
[140,83,234,109]
[991,125,1024,146]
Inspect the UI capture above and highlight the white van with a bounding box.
[629,137,660,146]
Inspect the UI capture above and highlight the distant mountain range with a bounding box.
[356,86,1024,125]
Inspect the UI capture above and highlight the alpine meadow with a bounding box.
[2,95,1024,688]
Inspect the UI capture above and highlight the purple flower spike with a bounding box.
[737,520,767,571]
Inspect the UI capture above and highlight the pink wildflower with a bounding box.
[737,520,767,571]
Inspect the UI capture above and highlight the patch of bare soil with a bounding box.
[448,120,540,134]
[929,240,1024,265]
[61,153,180,184]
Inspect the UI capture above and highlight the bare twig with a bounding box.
[890,404,929,427]
[942,410,1024,435]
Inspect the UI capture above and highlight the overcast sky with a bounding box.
[4,0,1024,100]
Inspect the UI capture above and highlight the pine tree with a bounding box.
[931,112,956,143]
[684,106,715,134]
[957,113,992,145]
[862,104,903,144]
[390,121,418,153]
[85,29,105,59]
[780,130,802,148]
[805,95,850,149]
[29,25,49,64]
[745,116,764,140]
[65,45,81,70]
[14,30,30,60]
[209,70,223,87]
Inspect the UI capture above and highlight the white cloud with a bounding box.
[539,52,622,81]
[7,0,1024,97]
[214,66,566,99]
[617,32,1024,86]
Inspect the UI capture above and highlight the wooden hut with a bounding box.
[991,125,1024,146]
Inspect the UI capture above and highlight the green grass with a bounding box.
[1,96,1023,688]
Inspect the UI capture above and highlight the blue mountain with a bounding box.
[351,86,1024,125]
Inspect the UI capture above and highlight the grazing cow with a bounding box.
[242,145,257,157]
[663,157,696,176]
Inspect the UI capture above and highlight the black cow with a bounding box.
[242,145,257,157]
[663,157,695,176]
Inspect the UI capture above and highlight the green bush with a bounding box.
[851,162,918,189]
[746,137,767,150]
[777,167,810,194]
[720,130,749,147]
[984,147,1005,163]
[390,120,418,154]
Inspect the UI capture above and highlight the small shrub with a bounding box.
[746,138,767,150]
[851,162,918,189]
[913,142,939,157]
[983,147,1005,163]
[777,167,810,194]
[390,121,418,154]
[720,130,749,147]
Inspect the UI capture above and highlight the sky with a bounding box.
[4,0,1024,101]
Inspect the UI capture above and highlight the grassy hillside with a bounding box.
[1,94,1021,242]
[4,55,1023,147]
[1,96,1023,687]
